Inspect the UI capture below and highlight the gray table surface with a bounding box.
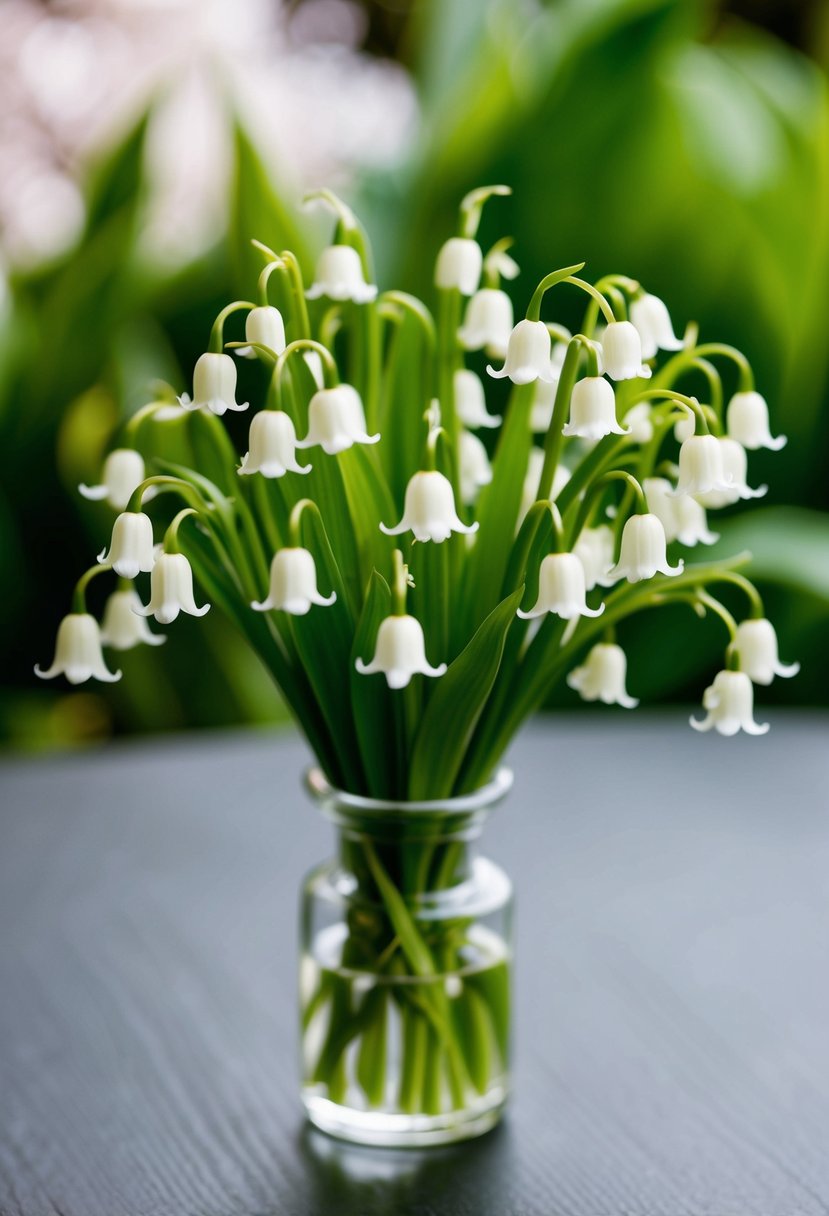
[1,712,828,1216]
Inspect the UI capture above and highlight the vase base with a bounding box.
[302,1084,508,1148]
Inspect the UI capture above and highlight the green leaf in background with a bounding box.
[230,123,312,292]
[708,507,829,602]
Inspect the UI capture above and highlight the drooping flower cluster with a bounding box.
[38,186,794,793]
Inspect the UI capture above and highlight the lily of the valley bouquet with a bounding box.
[38,186,796,1146]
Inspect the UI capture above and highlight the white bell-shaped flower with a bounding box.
[355,614,447,689]
[562,377,629,440]
[690,669,769,736]
[434,238,482,295]
[454,369,501,429]
[645,476,718,547]
[79,448,146,511]
[675,434,732,497]
[35,613,121,684]
[517,552,605,621]
[567,642,638,707]
[458,288,513,357]
[488,319,555,385]
[297,385,379,455]
[731,618,799,686]
[459,430,493,503]
[178,352,249,416]
[608,513,684,583]
[100,588,165,650]
[238,411,311,479]
[573,525,616,590]
[624,402,654,445]
[98,512,155,579]
[251,548,336,615]
[630,293,684,360]
[237,305,287,358]
[135,552,210,625]
[673,494,718,546]
[306,245,378,303]
[600,321,650,381]
[696,438,767,508]
[726,390,786,451]
[381,471,477,544]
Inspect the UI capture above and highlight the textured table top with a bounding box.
[1,713,828,1216]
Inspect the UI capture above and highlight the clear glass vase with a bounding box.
[299,767,514,1147]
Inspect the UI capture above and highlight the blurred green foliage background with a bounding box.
[3,0,828,749]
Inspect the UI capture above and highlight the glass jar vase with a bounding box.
[299,767,514,1147]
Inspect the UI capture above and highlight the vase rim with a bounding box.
[304,766,513,816]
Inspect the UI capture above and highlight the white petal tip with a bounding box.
[78,484,107,501]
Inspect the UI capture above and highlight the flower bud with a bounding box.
[726,391,786,452]
[458,288,513,357]
[567,643,638,707]
[624,402,654,445]
[459,430,493,504]
[600,321,649,381]
[178,352,249,416]
[135,553,210,625]
[297,385,380,455]
[487,319,554,385]
[434,238,482,295]
[35,613,121,684]
[562,376,628,440]
[306,245,378,303]
[630,292,683,360]
[731,618,799,686]
[673,413,695,445]
[79,449,146,511]
[573,525,616,590]
[238,411,311,478]
[690,669,769,736]
[251,548,336,615]
[643,477,679,542]
[355,614,447,689]
[380,471,478,544]
[517,552,605,621]
[454,369,501,430]
[100,588,166,650]
[98,512,155,579]
[237,305,286,358]
[519,450,571,525]
[608,513,683,583]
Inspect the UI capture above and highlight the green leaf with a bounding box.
[409,587,524,799]
[230,122,311,293]
[350,570,395,797]
[362,842,437,978]
[85,113,148,232]
[466,960,510,1067]
[451,984,492,1096]
[457,384,534,643]
[355,988,388,1107]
